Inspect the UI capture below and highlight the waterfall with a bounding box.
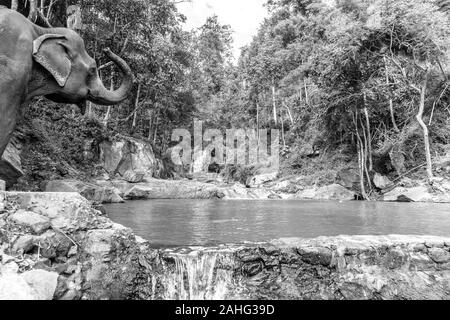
[162,249,234,300]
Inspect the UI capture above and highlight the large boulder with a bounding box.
[0,273,38,300]
[99,135,161,181]
[373,173,392,190]
[45,179,124,204]
[382,186,450,203]
[8,210,51,235]
[335,167,360,191]
[0,138,24,189]
[295,184,357,201]
[21,270,59,300]
[247,171,278,188]
[122,170,145,183]
[124,179,225,200]
[221,183,276,200]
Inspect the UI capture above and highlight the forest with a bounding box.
[2,0,450,199]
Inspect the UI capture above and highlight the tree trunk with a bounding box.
[363,94,373,172]
[28,0,38,22]
[384,56,400,132]
[103,70,115,127]
[11,0,18,11]
[304,79,309,105]
[353,110,369,200]
[153,113,159,145]
[272,84,277,125]
[87,102,93,118]
[148,109,153,140]
[284,101,294,125]
[416,75,433,182]
[132,83,142,128]
[256,102,260,143]
[281,109,286,148]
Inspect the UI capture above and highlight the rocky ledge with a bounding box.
[154,235,450,300]
[0,191,154,300]
[1,191,450,300]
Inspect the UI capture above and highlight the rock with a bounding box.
[295,184,356,201]
[45,179,124,204]
[37,231,73,259]
[397,195,414,203]
[247,171,278,188]
[1,261,19,274]
[99,135,161,180]
[0,180,5,191]
[1,192,152,300]
[336,168,360,190]
[428,248,450,264]
[124,179,224,200]
[7,192,111,232]
[221,183,252,199]
[0,273,38,300]
[1,253,15,265]
[373,173,392,190]
[242,261,264,277]
[21,269,59,300]
[84,229,116,259]
[12,235,37,254]
[316,184,356,200]
[0,137,24,188]
[297,246,333,266]
[122,170,145,183]
[382,186,450,203]
[9,210,51,235]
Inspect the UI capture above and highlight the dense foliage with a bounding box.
[205,0,450,196]
[5,0,450,195]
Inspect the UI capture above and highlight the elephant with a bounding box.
[0,7,133,157]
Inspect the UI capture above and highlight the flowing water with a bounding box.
[161,249,235,300]
[105,200,450,248]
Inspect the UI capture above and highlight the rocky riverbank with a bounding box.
[1,191,450,300]
[33,173,450,203]
[2,127,450,203]
[0,191,154,300]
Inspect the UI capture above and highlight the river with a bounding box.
[104,200,450,248]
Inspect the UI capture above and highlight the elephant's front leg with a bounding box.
[0,57,29,157]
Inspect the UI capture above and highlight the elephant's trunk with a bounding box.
[88,48,133,105]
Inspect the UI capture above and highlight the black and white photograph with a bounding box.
[1,0,450,311]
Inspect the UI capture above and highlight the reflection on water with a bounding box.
[104,200,450,248]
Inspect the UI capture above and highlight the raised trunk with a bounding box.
[88,48,133,105]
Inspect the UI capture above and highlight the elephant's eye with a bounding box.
[88,67,97,75]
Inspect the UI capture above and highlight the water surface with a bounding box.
[105,200,450,248]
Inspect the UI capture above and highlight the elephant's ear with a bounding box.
[32,34,72,87]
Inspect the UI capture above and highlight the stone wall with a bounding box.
[151,236,450,300]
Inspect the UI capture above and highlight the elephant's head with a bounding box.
[32,29,133,105]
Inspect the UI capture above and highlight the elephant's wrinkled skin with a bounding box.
[0,8,133,157]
